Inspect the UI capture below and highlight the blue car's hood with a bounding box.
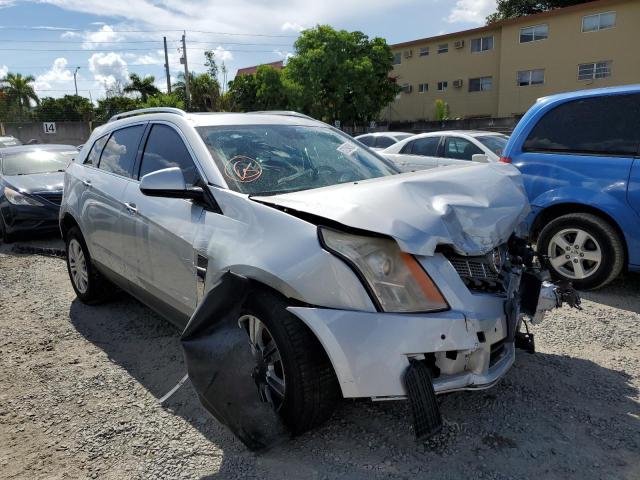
[2,172,64,194]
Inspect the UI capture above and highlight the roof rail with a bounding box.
[249,110,314,120]
[108,107,187,123]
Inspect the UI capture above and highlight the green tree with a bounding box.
[487,0,590,23]
[140,92,185,109]
[34,95,94,121]
[286,25,399,124]
[254,65,291,110]
[123,73,160,102]
[434,99,450,121]
[203,50,219,80]
[0,72,39,118]
[173,71,221,111]
[226,73,258,112]
[94,96,140,123]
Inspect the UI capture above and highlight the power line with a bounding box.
[0,39,293,46]
[0,47,284,52]
[0,26,298,37]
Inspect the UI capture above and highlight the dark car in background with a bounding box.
[0,144,77,242]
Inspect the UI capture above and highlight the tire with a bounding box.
[238,289,340,435]
[64,226,116,304]
[537,213,624,290]
[0,213,14,243]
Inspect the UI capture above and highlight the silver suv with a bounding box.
[60,108,576,450]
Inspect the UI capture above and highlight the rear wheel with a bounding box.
[238,289,340,435]
[537,213,624,290]
[65,226,116,304]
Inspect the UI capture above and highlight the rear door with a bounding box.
[439,136,484,166]
[628,158,640,218]
[79,124,146,276]
[384,136,441,171]
[120,122,205,324]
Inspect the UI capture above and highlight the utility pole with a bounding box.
[163,36,171,93]
[73,67,80,96]
[181,31,190,107]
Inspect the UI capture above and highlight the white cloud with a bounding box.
[88,52,129,87]
[34,57,75,93]
[447,0,497,24]
[0,65,8,79]
[210,46,233,62]
[61,30,81,38]
[274,50,293,62]
[82,25,123,48]
[281,21,305,32]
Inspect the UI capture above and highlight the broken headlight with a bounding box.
[319,227,449,313]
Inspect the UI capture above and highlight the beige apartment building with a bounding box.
[386,0,640,122]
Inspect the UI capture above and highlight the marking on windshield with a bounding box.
[337,142,358,156]
[224,156,263,183]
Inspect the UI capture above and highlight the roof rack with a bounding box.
[108,107,187,123]
[249,110,314,120]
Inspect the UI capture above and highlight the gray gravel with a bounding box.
[0,238,638,479]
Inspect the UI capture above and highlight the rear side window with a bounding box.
[139,124,199,185]
[98,125,145,178]
[84,135,108,166]
[524,94,640,156]
[375,136,395,149]
[402,137,440,156]
[444,137,483,160]
[357,135,374,147]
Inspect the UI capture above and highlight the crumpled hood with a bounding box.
[3,172,64,194]
[253,163,530,256]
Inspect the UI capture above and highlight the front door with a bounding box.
[120,123,205,325]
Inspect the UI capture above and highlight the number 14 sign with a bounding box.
[43,122,56,134]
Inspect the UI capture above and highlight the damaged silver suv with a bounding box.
[60,108,578,450]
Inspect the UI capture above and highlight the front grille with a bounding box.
[449,257,499,281]
[35,191,63,205]
[489,339,506,366]
[445,246,508,293]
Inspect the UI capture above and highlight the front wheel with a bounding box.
[238,290,340,435]
[537,213,624,290]
[65,226,116,304]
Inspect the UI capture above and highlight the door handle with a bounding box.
[82,179,92,187]
[124,202,138,215]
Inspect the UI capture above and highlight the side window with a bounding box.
[84,135,108,166]
[444,137,483,160]
[411,137,441,156]
[523,94,640,156]
[375,136,395,149]
[357,135,374,147]
[139,124,199,185]
[98,125,145,178]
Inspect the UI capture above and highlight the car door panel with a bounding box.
[627,158,640,218]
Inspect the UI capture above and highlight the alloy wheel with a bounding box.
[547,228,602,280]
[239,314,286,411]
[68,238,89,293]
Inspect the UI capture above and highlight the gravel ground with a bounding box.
[1,238,639,480]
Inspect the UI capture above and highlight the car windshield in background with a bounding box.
[197,125,398,195]
[393,134,413,141]
[1,149,76,175]
[476,135,508,155]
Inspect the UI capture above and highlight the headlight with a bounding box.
[4,187,44,207]
[319,227,449,313]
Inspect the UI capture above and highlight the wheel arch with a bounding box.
[530,202,628,265]
[59,212,80,240]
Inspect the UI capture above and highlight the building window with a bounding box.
[520,24,548,43]
[419,47,429,57]
[438,43,448,54]
[517,69,545,86]
[469,76,492,92]
[418,83,429,93]
[578,61,612,80]
[582,12,616,32]
[401,83,413,93]
[471,36,494,53]
[437,81,448,91]
[392,52,402,65]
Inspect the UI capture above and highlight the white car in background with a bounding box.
[354,131,414,150]
[381,130,509,172]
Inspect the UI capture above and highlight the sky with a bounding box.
[0,0,497,101]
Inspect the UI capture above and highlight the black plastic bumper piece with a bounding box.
[181,272,290,451]
[403,359,442,440]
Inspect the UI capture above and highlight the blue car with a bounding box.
[501,85,640,289]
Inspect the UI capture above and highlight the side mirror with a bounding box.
[472,153,489,163]
[139,167,204,200]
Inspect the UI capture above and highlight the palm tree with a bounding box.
[123,73,160,102]
[1,72,39,117]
